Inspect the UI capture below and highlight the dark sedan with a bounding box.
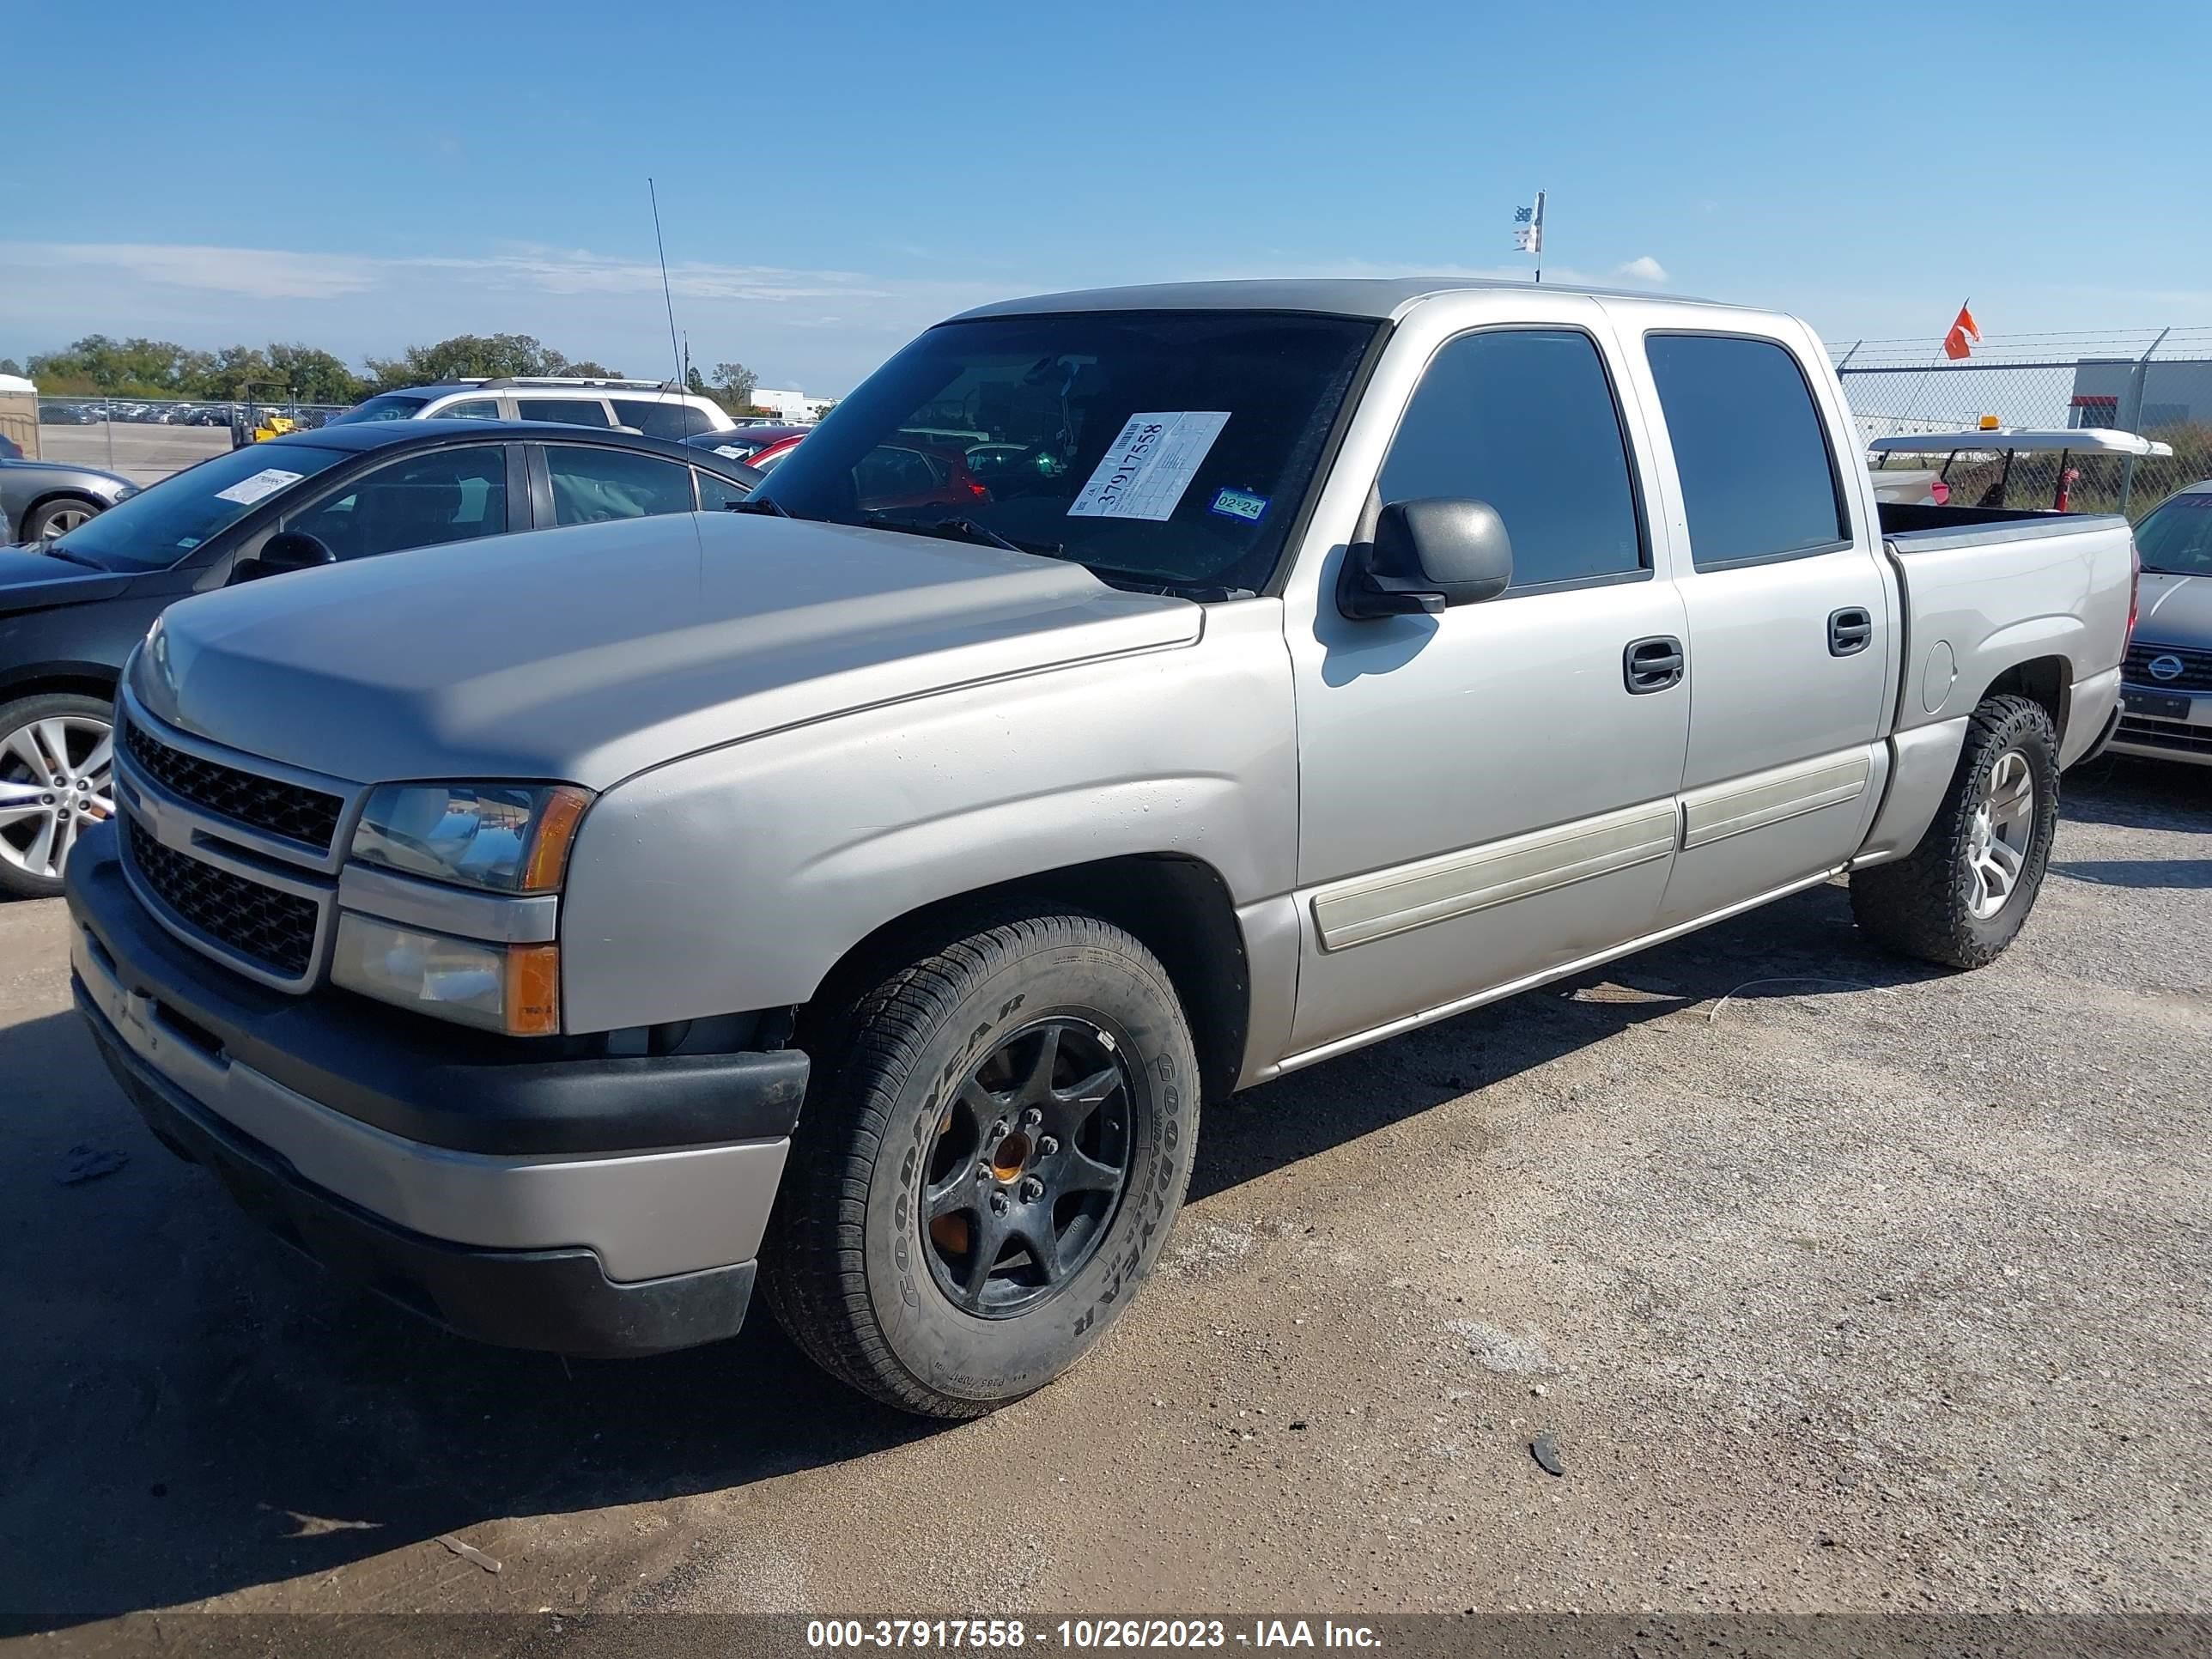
[0,421,756,898]
[2,453,140,543]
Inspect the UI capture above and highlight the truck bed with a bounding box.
[1877,500,2125,546]
[1874,501,2134,760]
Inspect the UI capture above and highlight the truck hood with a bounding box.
[0,547,135,616]
[130,512,1202,788]
[2136,572,2210,646]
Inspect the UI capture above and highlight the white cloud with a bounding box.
[27,242,382,300]
[1616,255,1669,284]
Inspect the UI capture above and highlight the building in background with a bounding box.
[2069,358,2212,431]
[750,386,835,423]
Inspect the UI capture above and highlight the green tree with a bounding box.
[202,344,279,398]
[0,358,21,378]
[711,362,758,409]
[269,343,364,404]
[363,333,619,392]
[28,334,204,396]
[685,366,709,396]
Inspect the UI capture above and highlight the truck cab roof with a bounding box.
[957,276,1735,323]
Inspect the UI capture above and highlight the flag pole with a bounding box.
[1534,190,1545,285]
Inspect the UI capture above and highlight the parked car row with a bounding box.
[40,400,293,428]
[0,420,758,896]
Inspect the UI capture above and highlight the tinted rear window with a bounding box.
[1645,333,1848,569]
[517,398,611,428]
[613,398,713,440]
[326,394,429,425]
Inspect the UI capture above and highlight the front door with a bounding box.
[1286,315,1691,1056]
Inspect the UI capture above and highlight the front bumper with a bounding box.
[66,827,811,1356]
[2108,681,2212,766]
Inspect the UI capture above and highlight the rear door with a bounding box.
[533,442,699,526]
[1617,316,1891,925]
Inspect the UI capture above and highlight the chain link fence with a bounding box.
[24,395,351,482]
[1832,328,2212,521]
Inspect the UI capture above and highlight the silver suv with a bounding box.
[328,377,734,441]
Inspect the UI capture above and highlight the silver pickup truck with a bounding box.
[65,279,2136,1419]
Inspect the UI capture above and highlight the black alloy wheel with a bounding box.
[919,1016,1134,1318]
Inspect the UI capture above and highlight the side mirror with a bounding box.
[1339,499,1513,619]
[231,530,335,585]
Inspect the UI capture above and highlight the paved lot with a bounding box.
[3,758,2207,1638]
[39,425,233,487]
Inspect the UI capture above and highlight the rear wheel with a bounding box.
[760,910,1200,1419]
[0,693,117,900]
[1850,693,2060,969]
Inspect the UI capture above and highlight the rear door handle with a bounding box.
[1624,635,1685,694]
[1829,606,1874,656]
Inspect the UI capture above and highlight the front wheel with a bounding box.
[24,495,101,542]
[760,911,1200,1419]
[1850,693,2061,969]
[0,693,117,900]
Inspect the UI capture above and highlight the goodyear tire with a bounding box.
[760,911,1200,1419]
[1850,693,2061,969]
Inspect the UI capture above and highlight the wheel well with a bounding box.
[21,489,105,530]
[805,854,1251,1105]
[0,672,119,710]
[1982,655,2069,738]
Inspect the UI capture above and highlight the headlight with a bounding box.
[350,782,592,894]
[332,915,561,1036]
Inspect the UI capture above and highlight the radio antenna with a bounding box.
[648,177,683,386]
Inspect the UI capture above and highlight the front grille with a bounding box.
[125,720,344,851]
[2116,716,2212,757]
[2124,641,2212,694]
[123,817,319,978]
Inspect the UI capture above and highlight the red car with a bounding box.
[743,434,988,512]
[683,423,812,467]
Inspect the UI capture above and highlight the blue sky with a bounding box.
[5,0,2208,394]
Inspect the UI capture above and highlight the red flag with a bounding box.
[1941,302,1980,362]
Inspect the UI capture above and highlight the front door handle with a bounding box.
[1624,635,1685,694]
[1829,606,1874,656]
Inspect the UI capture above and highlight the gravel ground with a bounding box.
[2,757,2206,1641]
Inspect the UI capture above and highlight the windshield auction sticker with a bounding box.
[1067,411,1230,520]
[213,468,305,506]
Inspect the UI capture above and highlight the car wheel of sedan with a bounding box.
[24,496,102,542]
[0,693,117,900]
[760,908,1200,1419]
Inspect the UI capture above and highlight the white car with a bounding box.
[327,377,734,441]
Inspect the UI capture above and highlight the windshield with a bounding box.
[52,443,351,572]
[2135,492,2212,576]
[326,394,431,425]
[755,312,1377,595]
